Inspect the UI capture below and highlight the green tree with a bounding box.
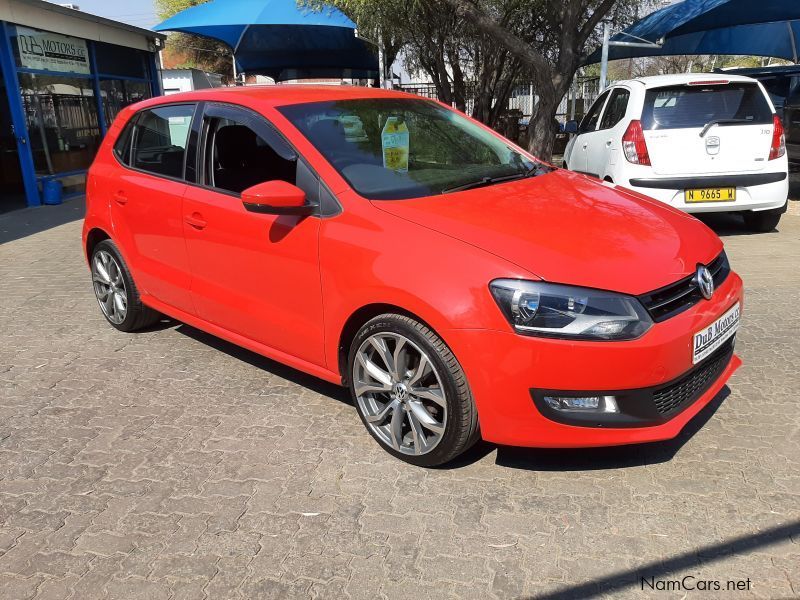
[442,0,633,160]
[154,0,234,80]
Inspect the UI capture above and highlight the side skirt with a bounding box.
[141,293,343,386]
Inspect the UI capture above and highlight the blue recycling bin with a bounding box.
[42,179,63,205]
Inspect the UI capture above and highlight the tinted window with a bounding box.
[758,76,791,109]
[131,105,194,179]
[642,83,772,131]
[580,90,610,133]
[205,117,297,195]
[279,99,535,200]
[600,89,630,129]
[95,42,148,79]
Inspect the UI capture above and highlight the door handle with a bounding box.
[185,213,207,229]
[582,142,588,149]
[113,191,128,205]
[606,139,613,147]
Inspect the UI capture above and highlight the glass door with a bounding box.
[0,64,26,213]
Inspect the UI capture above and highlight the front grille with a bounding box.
[639,251,731,322]
[652,338,734,415]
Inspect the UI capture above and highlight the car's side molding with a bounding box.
[629,172,787,189]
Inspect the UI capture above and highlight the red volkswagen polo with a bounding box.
[83,86,742,466]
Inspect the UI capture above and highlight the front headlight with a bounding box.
[489,279,653,341]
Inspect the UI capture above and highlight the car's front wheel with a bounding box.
[347,314,479,467]
[742,207,783,233]
[90,240,160,332]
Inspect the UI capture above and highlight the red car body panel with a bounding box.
[83,86,744,449]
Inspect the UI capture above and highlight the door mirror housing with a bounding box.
[564,120,579,135]
[241,180,314,215]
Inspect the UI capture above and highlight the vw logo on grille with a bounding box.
[696,265,715,300]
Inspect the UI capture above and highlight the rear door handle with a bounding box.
[113,191,128,205]
[185,213,207,230]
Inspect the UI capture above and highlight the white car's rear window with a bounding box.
[641,83,772,131]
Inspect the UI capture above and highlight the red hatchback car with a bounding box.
[83,86,742,466]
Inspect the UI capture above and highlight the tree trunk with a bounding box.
[528,102,558,162]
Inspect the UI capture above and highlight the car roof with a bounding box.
[133,84,422,112]
[614,73,760,89]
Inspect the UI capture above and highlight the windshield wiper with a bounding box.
[699,118,752,138]
[442,163,550,194]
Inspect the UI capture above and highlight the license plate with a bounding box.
[685,188,736,203]
[693,303,740,365]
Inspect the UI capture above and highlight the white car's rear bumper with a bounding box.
[625,171,788,214]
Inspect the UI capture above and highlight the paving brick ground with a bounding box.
[0,196,798,600]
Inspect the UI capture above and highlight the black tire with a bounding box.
[90,240,160,332]
[347,314,479,467]
[742,208,782,233]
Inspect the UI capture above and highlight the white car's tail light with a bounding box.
[622,120,651,166]
[769,114,786,161]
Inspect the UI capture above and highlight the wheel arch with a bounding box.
[336,303,439,385]
[85,227,111,261]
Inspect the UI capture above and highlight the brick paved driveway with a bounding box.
[1,198,798,599]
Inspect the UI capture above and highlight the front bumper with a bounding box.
[625,173,788,214]
[443,271,743,448]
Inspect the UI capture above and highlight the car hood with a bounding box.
[372,170,723,296]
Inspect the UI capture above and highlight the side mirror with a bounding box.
[241,180,314,216]
[564,120,579,135]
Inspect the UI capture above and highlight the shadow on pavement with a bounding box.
[448,387,730,471]
[167,318,729,473]
[525,519,800,600]
[174,323,351,405]
[0,197,85,245]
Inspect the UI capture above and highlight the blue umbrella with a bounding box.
[586,0,800,64]
[154,0,378,81]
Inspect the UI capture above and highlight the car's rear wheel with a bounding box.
[347,314,479,467]
[742,208,782,233]
[90,240,160,332]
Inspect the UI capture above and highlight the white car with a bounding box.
[563,74,789,232]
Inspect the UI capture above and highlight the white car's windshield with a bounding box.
[279,98,545,200]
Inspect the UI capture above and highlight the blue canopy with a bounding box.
[586,0,800,64]
[154,0,378,81]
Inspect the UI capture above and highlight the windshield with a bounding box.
[278,98,538,200]
[641,83,772,131]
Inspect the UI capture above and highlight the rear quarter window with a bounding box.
[113,119,134,165]
[641,83,773,130]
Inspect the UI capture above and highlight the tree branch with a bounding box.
[578,0,618,44]
[440,0,552,76]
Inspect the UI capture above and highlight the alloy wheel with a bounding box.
[92,250,127,325]
[353,332,447,456]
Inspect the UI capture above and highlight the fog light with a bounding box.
[544,396,619,413]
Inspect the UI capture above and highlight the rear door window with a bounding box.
[641,83,772,131]
[131,104,194,179]
[579,90,610,133]
[599,88,630,130]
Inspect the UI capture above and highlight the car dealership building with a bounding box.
[0,0,164,212]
